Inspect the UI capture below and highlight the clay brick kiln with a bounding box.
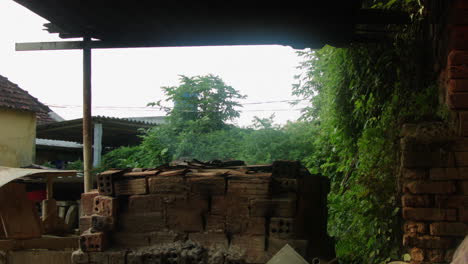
[72,160,334,264]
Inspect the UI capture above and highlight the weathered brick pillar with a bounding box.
[400,1,468,263]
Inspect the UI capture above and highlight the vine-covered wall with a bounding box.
[399,1,468,263]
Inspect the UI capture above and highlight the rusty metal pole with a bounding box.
[83,37,93,192]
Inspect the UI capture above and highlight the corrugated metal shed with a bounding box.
[36,116,157,147]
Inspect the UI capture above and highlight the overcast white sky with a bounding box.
[0,1,309,126]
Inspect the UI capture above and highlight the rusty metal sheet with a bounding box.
[0,166,76,188]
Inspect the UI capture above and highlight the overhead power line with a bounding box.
[45,99,308,110]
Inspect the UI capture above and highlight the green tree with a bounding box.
[150,74,246,132]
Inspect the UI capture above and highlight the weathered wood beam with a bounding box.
[15,40,214,51]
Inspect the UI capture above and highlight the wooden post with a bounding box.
[83,37,93,192]
[93,123,103,168]
[42,175,54,219]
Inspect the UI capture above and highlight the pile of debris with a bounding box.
[73,160,335,264]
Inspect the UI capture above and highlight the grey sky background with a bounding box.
[0,1,309,126]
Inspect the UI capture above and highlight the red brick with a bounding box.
[230,235,267,263]
[403,169,428,179]
[449,26,468,51]
[147,176,188,194]
[430,222,468,236]
[457,168,468,180]
[453,0,468,9]
[461,208,468,222]
[448,50,468,67]
[410,248,424,262]
[80,190,99,216]
[272,178,298,195]
[405,181,456,194]
[87,252,109,263]
[211,195,249,216]
[93,196,118,217]
[114,178,147,196]
[205,214,225,232]
[402,194,431,207]
[148,230,184,246]
[461,181,468,194]
[79,216,92,233]
[188,232,229,249]
[452,138,468,151]
[449,79,468,93]
[430,168,468,180]
[459,112,468,137]
[269,218,294,239]
[187,175,226,196]
[119,212,165,233]
[91,215,115,232]
[455,152,468,166]
[165,195,208,232]
[435,195,468,208]
[447,91,468,109]
[79,232,107,252]
[404,221,428,234]
[97,170,124,196]
[224,215,244,234]
[272,160,300,178]
[403,208,457,221]
[250,198,296,217]
[244,217,267,235]
[112,232,151,248]
[127,194,163,213]
[426,249,445,262]
[448,65,468,79]
[227,177,271,198]
[402,151,455,168]
[108,251,126,264]
[403,234,454,248]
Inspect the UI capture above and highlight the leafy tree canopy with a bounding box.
[149,74,246,132]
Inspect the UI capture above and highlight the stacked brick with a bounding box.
[400,123,468,264]
[72,160,334,264]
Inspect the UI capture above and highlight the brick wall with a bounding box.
[73,161,334,264]
[400,1,468,263]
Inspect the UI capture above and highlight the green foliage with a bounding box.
[293,1,439,263]
[149,74,246,132]
[64,159,84,170]
[102,131,170,169]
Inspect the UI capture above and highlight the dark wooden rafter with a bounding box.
[13,0,410,49]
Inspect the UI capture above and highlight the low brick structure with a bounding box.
[73,160,334,264]
[400,123,468,264]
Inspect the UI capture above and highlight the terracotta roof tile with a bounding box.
[0,74,55,125]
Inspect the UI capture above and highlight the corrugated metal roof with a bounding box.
[37,116,158,147]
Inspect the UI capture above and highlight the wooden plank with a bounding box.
[15,40,196,51]
[0,183,42,239]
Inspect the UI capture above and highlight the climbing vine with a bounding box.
[294,0,445,263]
